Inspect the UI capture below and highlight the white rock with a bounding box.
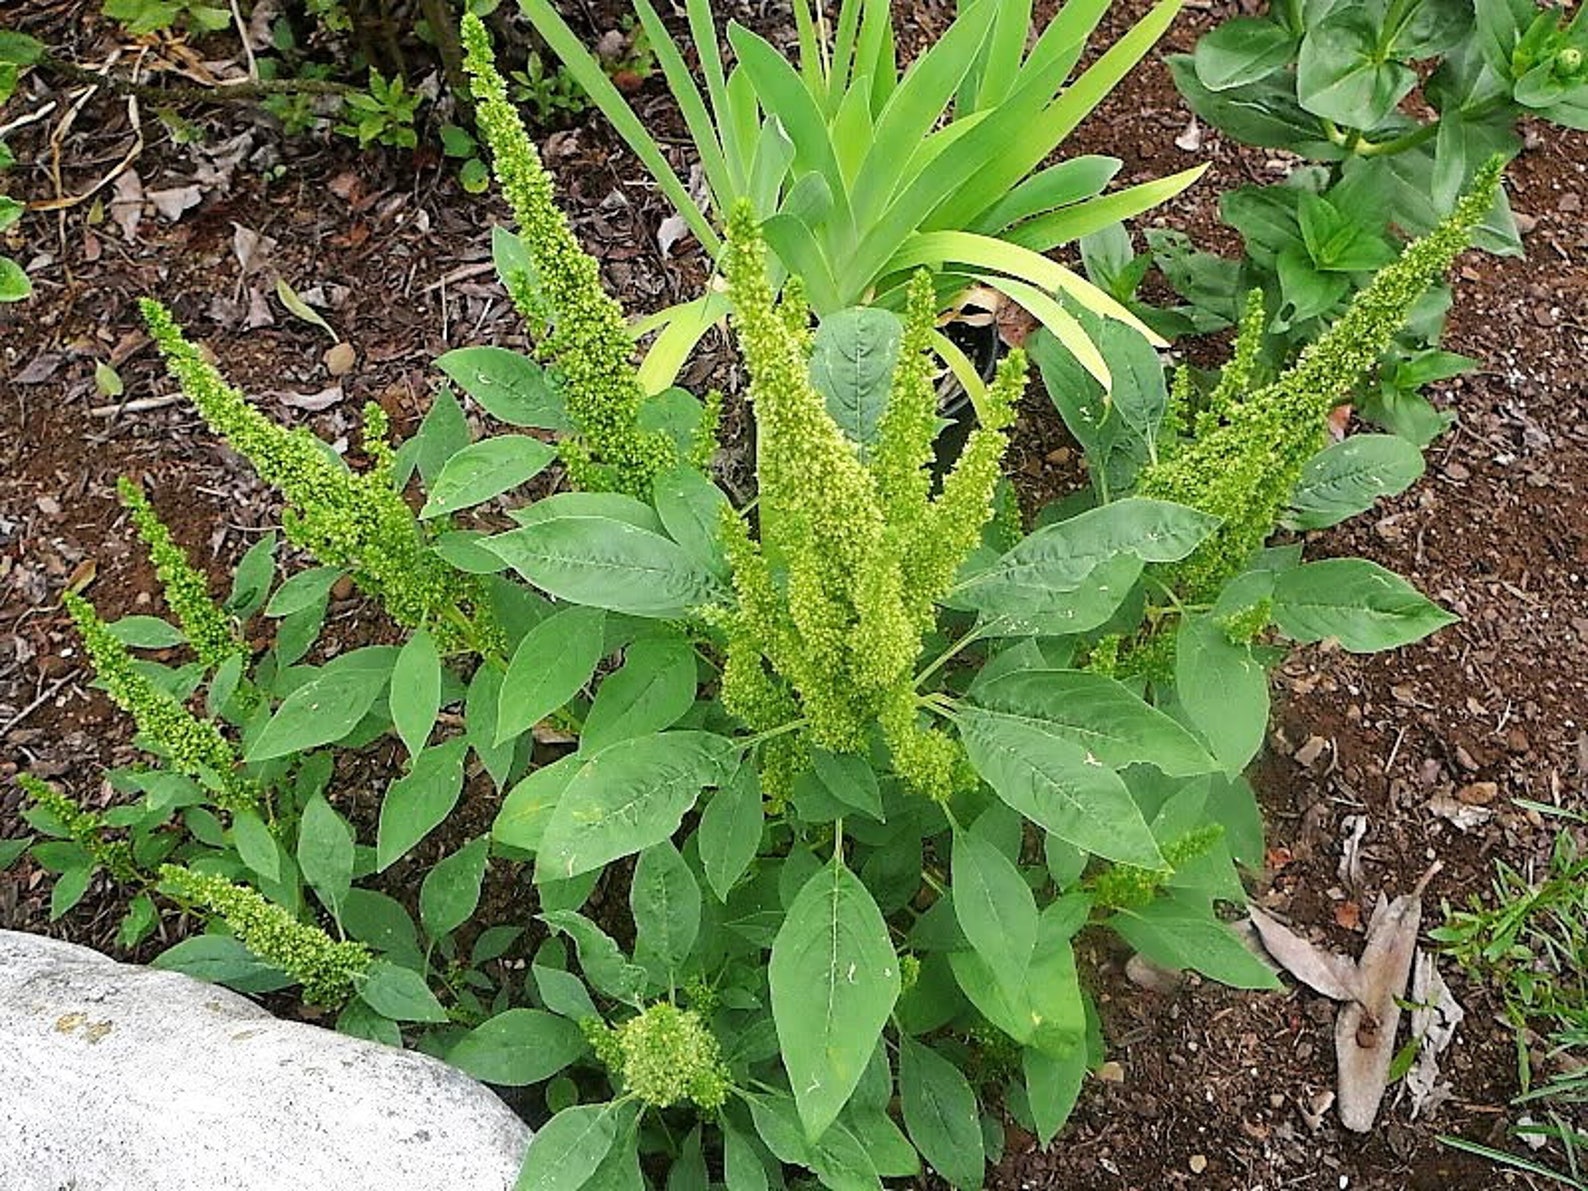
[0,930,530,1190]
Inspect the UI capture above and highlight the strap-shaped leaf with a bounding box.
[632,0,735,210]
[521,0,719,254]
[1002,165,1209,255]
[974,155,1122,235]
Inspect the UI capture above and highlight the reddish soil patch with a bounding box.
[3,2,1586,1188]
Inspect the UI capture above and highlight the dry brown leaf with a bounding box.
[1335,864,1440,1131]
[1406,949,1464,1120]
[1248,906,1363,1002]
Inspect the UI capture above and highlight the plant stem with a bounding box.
[914,618,999,688]
[736,718,809,750]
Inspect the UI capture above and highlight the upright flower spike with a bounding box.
[64,591,261,816]
[117,477,246,672]
[139,301,496,655]
[17,775,140,885]
[158,865,371,1005]
[715,203,1024,799]
[1137,158,1504,603]
[460,13,677,498]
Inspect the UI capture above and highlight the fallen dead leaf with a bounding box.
[1427,792,1494,831]
[1406,949,1464,1121]
[1248,906,1362,1002]
[232,223,277,275]
[147,186,204,221]
[1338,814,1368,889]
[657,213,690,258]
[1174,116,1202,152]
[1125,952,1185,995]
[270,385,344,412]
[110,169,143,242]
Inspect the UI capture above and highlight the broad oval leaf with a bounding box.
[358,958,450,1021]
[496,605,607,745]
[376,739,469,870]
[1192,17,1297,91]
[582,633,697,752]
[1110,893,1282,990]
[445,1007,586,1085]
[516,1105,621,1191]
[420,836,490,938]
[769,860,900,1142]
[435,345,571,430]
[1273,558,1457,652]
[969,669,1216,777]
[1285,434,1425,530]
[537,732,732,880]
[809,306,903,456]
[486,515,723,619]
[419,436,557,518]
[246,665,389,761]
[950,498,1219,617]
[629,839,701,980]
[958,706,1162,868]
[390,627,442,757]
[899,1036,985,1190]
[951,828,1038,987]
[495,753,583,854]
[697,763,764,903]
[297,794,355,915]
[1175,612,1270,775]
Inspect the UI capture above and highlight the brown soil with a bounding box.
[3,1,1586,1189]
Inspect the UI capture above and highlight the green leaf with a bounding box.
[265,567,342,617]
[1175,612,1270,775]
[1297,193,1396,274]
[420,836,490,938]
[246,665,389,761]
[106,615,185,648]
[413,387,471,488]
[809,307,904,457]
[947,903,1087,1054]
[298,794,355,916]
[1166,54,1339,154]
[698,763,763,902]
[390,627,442,757]
[809,749,884,821]
[969,669,1216,777]
[722,1124,770,1191]
[958,706,1162,867]
[1286,434,1426,530]
[514,1103,621,1191]
[0,31,46,65]
[494,753,581,853]
[0,255,32,302]
[1296,11,1417,128]
[652,466,731,578]
[50,864,93,919]
[540,910,648,1005]
[583,633,697,752]
[899,1036,985,1189]
[152,934,291,992]
[447,1007,586,1085]
[376,739,468,870]
[770,859,901,1141]
[466,663,515,789]
[537,732,731,880]
[951,827,1038,988]
[952,498,1219,618]
[1192,17,1297,90]
[1273,559,1457,652]
[0,836,33,869]
[358,958,450,1021]
[225,532,277,618]
[630,839,701,980]
[229,809,280,883]
[1110,894,1281,990]
[1023,1042,1086,1146]
[420,436,557,518]
[274,277,338,341]
[496,605,606,745]
[487,515,723,619]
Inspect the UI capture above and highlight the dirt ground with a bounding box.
[3,1,1586,1189]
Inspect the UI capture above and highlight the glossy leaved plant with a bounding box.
[2,13,1500,1191]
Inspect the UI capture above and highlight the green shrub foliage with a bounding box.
[3,13,1498,1190]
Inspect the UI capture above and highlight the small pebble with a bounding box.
[324,342,357,376]
[1189,1154,1208,1174]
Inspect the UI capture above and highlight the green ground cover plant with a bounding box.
[1435,809,1588,1187]
[1146,0,1585,445]
[3,11,1504,1189]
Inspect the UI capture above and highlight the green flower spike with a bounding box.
[159,864,371,1005]
[17,774,140,885]
[460,13,678,499]
[138,301,496,655]
[64,591,260,815]
[716,202,1024,799]
[1138,158,1505,604]
[116,477,246,672]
